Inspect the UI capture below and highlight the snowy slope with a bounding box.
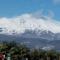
[0,14,60,35]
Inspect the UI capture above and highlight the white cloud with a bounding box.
[48,10,54,18]
[0,13,60,34]
[53,0,60,4]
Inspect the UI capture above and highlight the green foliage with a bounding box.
[0,41,60,60]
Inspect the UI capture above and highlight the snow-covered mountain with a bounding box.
[0,27,60,51]
[0,14,60,50]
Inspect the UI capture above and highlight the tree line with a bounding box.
[0,41,60,60]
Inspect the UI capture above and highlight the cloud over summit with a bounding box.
[0,13,60,34]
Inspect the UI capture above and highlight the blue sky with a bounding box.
[0,0,60,20]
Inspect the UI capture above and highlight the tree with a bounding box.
[30,49,40,60]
